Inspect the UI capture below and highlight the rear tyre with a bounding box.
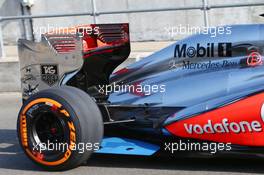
[17,86,103,171]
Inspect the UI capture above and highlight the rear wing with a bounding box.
[18,23,130,101]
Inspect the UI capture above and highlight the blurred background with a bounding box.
[1,0,264,44]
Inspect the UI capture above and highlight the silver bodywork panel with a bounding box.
[109,24,264,109]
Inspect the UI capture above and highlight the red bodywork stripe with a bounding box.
[166,93,264,146]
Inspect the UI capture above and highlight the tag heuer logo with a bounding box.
[41,65,59,86]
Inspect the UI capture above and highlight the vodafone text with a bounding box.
[184,118,262,134]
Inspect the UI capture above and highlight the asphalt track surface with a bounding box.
[0,93,264,175]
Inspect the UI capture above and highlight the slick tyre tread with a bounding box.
[17,86,103,171]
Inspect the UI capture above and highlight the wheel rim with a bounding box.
[19,98,75,166]
[32,111,65,145]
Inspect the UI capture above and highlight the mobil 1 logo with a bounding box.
[174,43,232,58]
[41,64,59,86]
